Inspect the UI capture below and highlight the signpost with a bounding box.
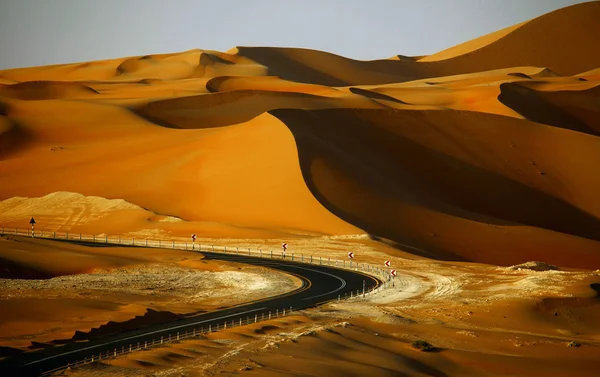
[347,252,354,259]
[384,260,391,267]
[390,269,397,277]
[29,217,36,238]
[191,234,196,247]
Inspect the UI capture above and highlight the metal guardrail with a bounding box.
[0,227,394,375]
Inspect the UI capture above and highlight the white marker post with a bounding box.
[29,217,36,238]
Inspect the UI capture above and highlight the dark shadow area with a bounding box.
[72,309,181,342]
[0,346,23,358]
[498,82,599,136]
[507,72,532,79]
[200,52,235,66]
[234,46,424,86]
[129,89,335,130]
[349,87,408,104]
[0,257,53,279]
[269,108,600,255]
[0,115,35,161]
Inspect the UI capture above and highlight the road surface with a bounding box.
[0,249,381,376]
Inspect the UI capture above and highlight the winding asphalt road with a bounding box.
[0,248,381,376]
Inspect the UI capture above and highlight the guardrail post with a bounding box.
[172,241,175,248]
[224,246,227,253]
[320,257,322,265]
[129,344,132,352]
[269,311,271,319]
[270,250,273,258]
[260,249,262,257]
[137,341,140,349]
[118,237,121,244]
[66,232,68,239]
[240,318,242,326]
[237,247,239,254]
[255,314,257,323]
[133,238,135,245]
[310,255,313,263]
[177,332,179,340]
[276,309,279,317]
[159,240,161,247]
[212,245,214,251]
[208,325,211,332]
[41,230,43,237]
[301,255,303,262]
[146,239,148,246]
[283,308,286,316]
[114,348,116,356]
[53,231,56,238]
[224,322,227,329]
[249,248,251,256]
[338,294,340,301]
[92,355,94,362]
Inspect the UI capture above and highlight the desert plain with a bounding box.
[1,2,600,376]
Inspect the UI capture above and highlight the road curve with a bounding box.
[0,249,381,376]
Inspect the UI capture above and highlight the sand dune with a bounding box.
[1,2,600,271]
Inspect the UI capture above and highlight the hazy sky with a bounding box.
[0,0,591,69]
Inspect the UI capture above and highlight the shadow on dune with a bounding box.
[349,87,408,104]
[234,47,423,86]
[130,90,340,129]
[0,81,98,100]
[0,257,54,279]
[498,83,600,136]
[269,108,600,261]
[0,111,34,160]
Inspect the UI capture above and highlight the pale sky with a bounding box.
[0,0,592,69]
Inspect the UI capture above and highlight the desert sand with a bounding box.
[1,2,600,375]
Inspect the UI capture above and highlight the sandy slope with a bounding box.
[1,2,600,269]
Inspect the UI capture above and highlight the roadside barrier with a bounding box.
[0,227,397,375]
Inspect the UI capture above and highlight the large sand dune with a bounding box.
[1,2,600,269]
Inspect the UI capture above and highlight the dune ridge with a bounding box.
[1,2,600,268]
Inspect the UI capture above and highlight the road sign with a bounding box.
[348,252,354,259]
[29,217,36,237]
[384,260,390,267]
[391,269,397,277]
[282,242,287,251]
[191,234,196,242]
